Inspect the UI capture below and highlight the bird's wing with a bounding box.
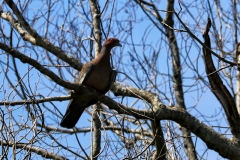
[102,69,117,94]
[60,63,96,128]
[60,94,97,128]
[78,62,93,85]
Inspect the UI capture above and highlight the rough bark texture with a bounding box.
[151,119,168,160]
[202,18,240,139]
[89,0,102,55]
[91,103,101,160]
[236,43,240,115]
[89,0,102,158]
[164,0,198,159]
[100,87,240,159]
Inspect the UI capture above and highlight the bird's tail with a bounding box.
[60,98,97,128]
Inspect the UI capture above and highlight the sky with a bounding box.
[0,0,237,159]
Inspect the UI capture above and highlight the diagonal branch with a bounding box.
[101,94,240,159]
[0,140,66,160]
[3,1,82,71]
[163,0,198,159]
[202,18,240,138]
[0,42,80,90]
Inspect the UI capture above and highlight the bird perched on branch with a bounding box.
[60,38,122,128]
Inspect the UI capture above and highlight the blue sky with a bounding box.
[0,0,237,159]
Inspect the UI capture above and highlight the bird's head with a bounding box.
[103,38,122,48]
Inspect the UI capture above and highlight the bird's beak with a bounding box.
[117,42,122,47]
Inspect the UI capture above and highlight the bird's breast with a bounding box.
[83,65,112,92]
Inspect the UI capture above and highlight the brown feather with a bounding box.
[60,38,121,128]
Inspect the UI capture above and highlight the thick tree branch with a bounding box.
[202,18,240,138]
[2,1,82,71]
[101,95,240,159]
[88,0,102,158]
[236,43,240,115]
[163,0,198,159]
[0,140,66,160]
[0,42,81,90]
[42,124,152,137]
[89,0,102,55]
[173,6,238,67]
[134,1,197,158]
[111,83,164,108]
[1,80,239,159]
[151,119,168,160]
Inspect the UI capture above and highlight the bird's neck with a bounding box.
[97,46,112,65]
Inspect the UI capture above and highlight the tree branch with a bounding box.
[0,140,66,160]
[101,95,240,159]
[2,1,82,70]
[202,18,240,138]
[0,42,80,90]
